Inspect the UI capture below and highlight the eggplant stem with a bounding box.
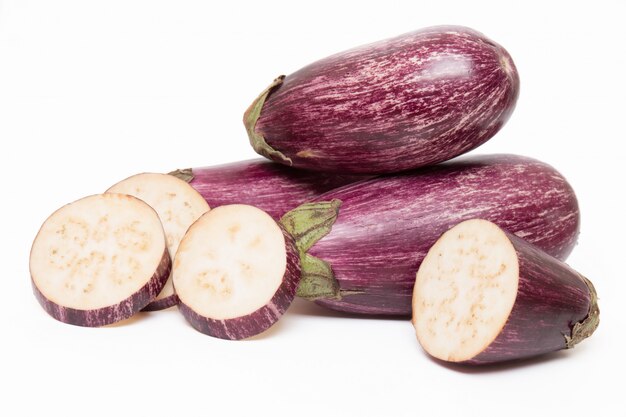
[244,75,291,165]
[565,275,600,348]
[168,168,194,183]
[280,200,342,300]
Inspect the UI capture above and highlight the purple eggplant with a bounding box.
[279,154,580,316]
[169,159,366,219]
[413,219,598,364]
[245,26,519,174]
[30,194,171,327]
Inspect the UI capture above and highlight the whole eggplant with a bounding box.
[279,154,580,316]
[245,26,519,174]
[169,159,366,219]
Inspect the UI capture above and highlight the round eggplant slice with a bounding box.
[173,204,300,340]
[30,193,171,327]
[107,173,209,310]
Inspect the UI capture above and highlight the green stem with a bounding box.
[565,276,600,348]
[168,168,194,183]
[243,75,291,165]
[279,200,342,300]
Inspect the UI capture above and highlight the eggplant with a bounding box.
[413,219,598,364]
[29,194,171,327]
[173,205,301,340]
[245,26,519,174]
[106,173,210,311]
[169,159,365,219]
[280,154,580,316]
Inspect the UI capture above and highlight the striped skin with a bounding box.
[141,294,178,312]
[32,249,171,327]
[466,230,596,364]
[183,159,367,219]
[307,154,579,316]
[252,26,519,174]
[176,225,301,340]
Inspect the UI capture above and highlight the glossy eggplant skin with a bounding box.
[173,159,366,219]
[293,154,579,316]
[246,26,519,174]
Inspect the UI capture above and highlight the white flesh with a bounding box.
[107,173,209,302]
[30,194,167,310]
[412,219,519,362]
[173,205,286,320]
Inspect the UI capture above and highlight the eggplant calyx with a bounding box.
[244,75,291,165]
[297,253,340,300]
[280,199,342,300]
[565,276,600,349]
[168,168,194,183]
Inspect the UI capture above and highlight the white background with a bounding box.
[1,1,624,416]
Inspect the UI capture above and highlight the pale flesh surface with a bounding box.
[107,173,210,302]
[413,219,519,362]
[173,205,287,320]
[30,193,167,310]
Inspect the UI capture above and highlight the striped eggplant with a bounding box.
[169,159,366,219]
[413,219,598,364]
[279,154,580,316]
[245,26,519,174]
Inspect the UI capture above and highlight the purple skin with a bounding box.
[466,231,598,364]
[32,249,171,327]
[300,154,580,316]
[246,26,519,174]
[176,225,301,340]
[141,295,178,312]
[171,159,366,219]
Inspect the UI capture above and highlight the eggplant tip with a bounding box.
[565,276,600,349]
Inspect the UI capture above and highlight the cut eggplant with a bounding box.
[30,193,171,327]
[412,219,599,364]
[107,173,210,310]
[173,204,301,340]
